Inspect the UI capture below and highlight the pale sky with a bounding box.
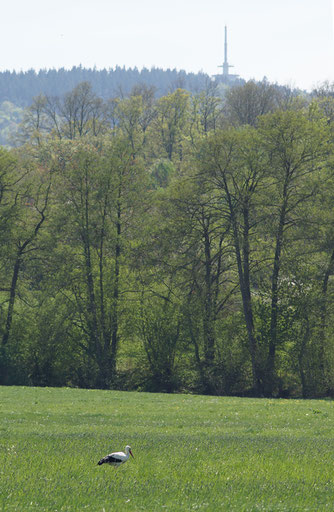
[1,0,333,91]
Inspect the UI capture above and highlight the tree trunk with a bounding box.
[81,171,101,366]
[224,178,261,394]
[109,196,122,382]
[298,314,310,398]
[318,248,334,391]
[2,253,22,347]
[2,194,49,348]
[266,179,289,396]
[203,219,215,371]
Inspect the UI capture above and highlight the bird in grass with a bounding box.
[97,445,134,467]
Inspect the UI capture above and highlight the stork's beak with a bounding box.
[130,450,134,458]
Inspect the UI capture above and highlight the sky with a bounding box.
[1,0,333,91]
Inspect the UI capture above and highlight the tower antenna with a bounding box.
[214,25,239,84]
[219,25,234,77]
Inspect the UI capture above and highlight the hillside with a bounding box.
[0,66,211,107]
[0,66,213,145]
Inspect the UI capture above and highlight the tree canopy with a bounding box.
[0,79,333,398]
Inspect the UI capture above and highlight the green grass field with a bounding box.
[1,386,334,511]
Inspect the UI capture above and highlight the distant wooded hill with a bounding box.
[0,66,216,146]
[0,66,211,107]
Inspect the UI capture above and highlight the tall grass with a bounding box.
[1,386,334,511]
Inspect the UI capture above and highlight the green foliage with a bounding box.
[1,81,334,397]
[138,294,182,392]
[149,89,190,162]
[0,101,23,146]
[149,158,175,188]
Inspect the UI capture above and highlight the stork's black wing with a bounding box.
[98,454,122,465]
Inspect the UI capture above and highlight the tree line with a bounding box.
[0,79,333,397]
[0,66,211,107]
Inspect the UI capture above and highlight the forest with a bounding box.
[0,66,212,106]
[0,78,333,398]
[0,66,221,146]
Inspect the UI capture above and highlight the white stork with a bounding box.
[97,445,134,466]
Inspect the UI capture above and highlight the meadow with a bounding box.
[0,386,334,511]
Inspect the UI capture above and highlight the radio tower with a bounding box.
[219,26,233,78]
[213,26,240,84]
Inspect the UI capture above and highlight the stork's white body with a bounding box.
[98,445,134,466]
